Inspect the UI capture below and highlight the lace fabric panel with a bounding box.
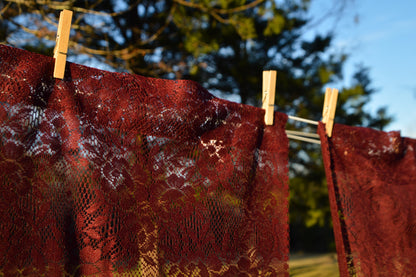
[0,45,290,276]
[319,123,416,277]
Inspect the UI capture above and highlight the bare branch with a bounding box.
[172,0,265,16]
[214,0,265,14]
[172,0,202,10]
[209,10,229,24]
[5,0,141,17]
[71,41,152,61]
[171,0,265,24]
[7,17,56,40]
[173,0,230,24]
[140,3,178,45]
[0,2,13,19]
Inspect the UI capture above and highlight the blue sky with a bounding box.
[308,0,416,138]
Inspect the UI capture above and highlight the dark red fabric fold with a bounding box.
[319,122,416,277]
[0,45,289,276]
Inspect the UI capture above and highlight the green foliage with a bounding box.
[318,66,334,84]
[264,14,285,36]
[230,15,257,40]
[0,0,393,252]
[184,32,220,56]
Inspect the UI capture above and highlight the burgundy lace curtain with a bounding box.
[319,123,416,277]
[0,45,290,276]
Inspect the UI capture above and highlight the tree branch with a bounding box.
[5,0,141,17]
[172,0,265,15]
[214,0,265,14]
[71,41,152,60]
[140,3,177,45]
[0,2,13,19]
[173,0,229,24]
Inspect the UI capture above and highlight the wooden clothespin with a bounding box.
[54,9,73,79]
[322,87,339,137]
[262,70,277,125]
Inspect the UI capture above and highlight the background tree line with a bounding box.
[0,0,392,252]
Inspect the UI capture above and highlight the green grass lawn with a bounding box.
[289,253,339,277]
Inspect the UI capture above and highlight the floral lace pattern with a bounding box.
[0,45,289,276]
[319,123,416,277]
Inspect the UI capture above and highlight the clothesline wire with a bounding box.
[285,130,320,138]
[287,115,319,125]
[286,133,321,145]
[283,114,321,144]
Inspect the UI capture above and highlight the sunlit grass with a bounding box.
[289,253,339,277]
